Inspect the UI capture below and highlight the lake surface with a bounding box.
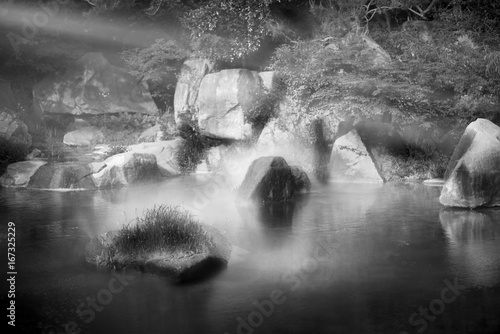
[1,176,499,334]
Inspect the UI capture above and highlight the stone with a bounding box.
[174,58,213,125]
[258,71,276,91]
[237,156,296,203]
[0,161,47,187]
[33,52,158,116]
[25,149,42,160]
[197,69,261,140]
[127,138,184,176]
[290,165,311,193]
[0,111,32,146]
[85,224,231,282]
[137,124,162,143]
[361,35,392,68]
[63,126,104,147]
[28,162,96,190]
[329,129,383,183]
[91,152,159,188]
[439,118,500,208]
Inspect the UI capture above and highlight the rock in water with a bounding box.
[237,156,297,203]
[439,118,500,208]
[0,161,47,187]
[33,52,157,116]
[197,69,261,140]
[329,129,383,183]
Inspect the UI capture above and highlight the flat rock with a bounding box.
[0,161,47,187]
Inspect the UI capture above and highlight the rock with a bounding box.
[85,225,231,282]
[237,156,296,203]
[258,71,276,91]
[91,152,159,188]
[28,162,96,190]
[439,118,500,208]
[290,165,311,192]
[174,58,213,125]
[361,35,392,68]
[0,161,47,187]
[127,138,184,176]
[197,69,261,140]
[25,149,42,160]
[137,124,162,143]
[33,52,157,116]
[0,111,32,146]
[329,129,383,183]
[63,126,104,147]
[356,122,405,182]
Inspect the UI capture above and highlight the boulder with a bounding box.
[197,69,261,140]
[0,111,32,146]
[85,225,231,282]
[33,52,157,116]
[91,152,159,188]
[329,129,383,183]
[25,148,42,160]
[28,162,96,190]
[290,165,311,192]
[237,156,296,203]
[174,58,213,125]
[361,35,392,68]
[439,118,500,208]
[137,124,162,143]
[127,138,184,176]
[0,161,47,187]
[63,126,104,147]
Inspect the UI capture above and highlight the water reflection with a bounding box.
[440,208,500,287]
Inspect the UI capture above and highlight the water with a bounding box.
[1,177,499,334]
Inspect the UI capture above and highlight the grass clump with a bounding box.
[111,205,209,260]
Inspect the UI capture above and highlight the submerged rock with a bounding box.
[440,118,500,208]
[237,156,309,203]
[329,129,383,183]
[0,161,47,187]
[85,225,231,282]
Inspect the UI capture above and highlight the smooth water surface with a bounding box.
[1,176,499,334]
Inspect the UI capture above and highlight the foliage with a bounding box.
[0,137,29,175]
[105,145,129,158]
[111,205,208,257]
[121,38,188,83]
[90,112,157,131]
[175,123,216,174]
[44,127,65,158]
[244,76,286,129]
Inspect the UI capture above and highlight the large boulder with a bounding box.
[63,126,104,147]
[174,58,213,125]
[0,161,47,188]
[91,152,159,188]
[197,69,261,140]
[237,156,304,203]
[28,163,96,190]
[33,52,158,116]
[329,129,383,183]
[127,138,184,176]
[0,111,32,146]
[439,118,500,208]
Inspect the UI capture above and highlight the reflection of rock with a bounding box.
[440,208,500,287]
[440,118,500,208]
[329,129,383,183]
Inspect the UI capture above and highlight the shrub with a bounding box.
[44,127,65,159]
[0,137,29,174]
[175,123,217,174]
[112,205,208,257]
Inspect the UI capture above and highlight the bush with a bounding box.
[0,137,29,174]
[111,205,208,257]
[44,127,65,159]
[390,143,450,181]
[175,124,217,174]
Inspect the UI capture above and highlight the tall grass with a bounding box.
[112,205,209,257]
